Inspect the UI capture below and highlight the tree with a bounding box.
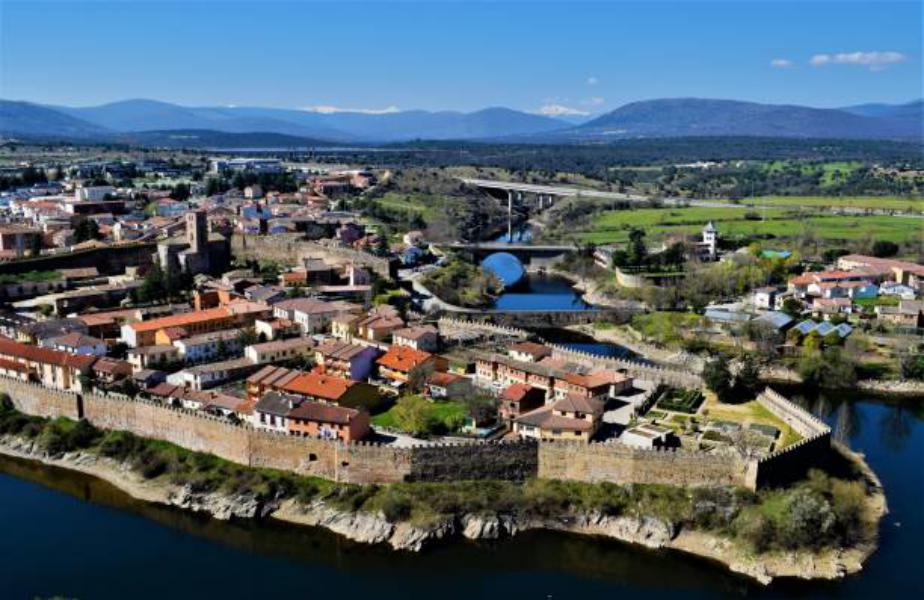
[172,183,191,201]
[899,352,924,380]
[137,263,166,303]
[780,298,803,318]
[871,240,899,258]
[74,218,100,243]
[734,353,762,398]
[803,330,823,352]
[703,356,733,402]
[627,227,648,267]
[237,327,259,348]
[391,395,433,436]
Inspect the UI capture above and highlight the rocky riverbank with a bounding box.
[0,433,885,586]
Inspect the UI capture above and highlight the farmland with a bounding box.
[740,195,924,212]
[564,206,924,246]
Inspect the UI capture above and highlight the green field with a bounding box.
[373,192,438,220]
[743,195,924,212]
[572,206,924,245]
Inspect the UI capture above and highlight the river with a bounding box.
[1,393,921,599]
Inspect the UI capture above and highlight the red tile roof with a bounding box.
[501,383,535,402]
[288,400,360,425]
[281,372,354,402]
[0,336,96,370]
[376,346,432,373]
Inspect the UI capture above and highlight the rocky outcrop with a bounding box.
[0,434,884,586]
[166,485,279,521]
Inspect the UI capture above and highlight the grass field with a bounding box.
[571,206,924,245]
[373,192,438,219]
[702,397,801,448]
[743,195,924,212]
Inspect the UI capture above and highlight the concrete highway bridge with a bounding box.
[460,177,743,211]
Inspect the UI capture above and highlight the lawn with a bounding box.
[573,206,924,245]
[701,397,801,448]
[371,398,468,434]
[631,311,702,346]
[374,192,438,220]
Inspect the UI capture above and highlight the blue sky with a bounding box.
[1,1,920,114]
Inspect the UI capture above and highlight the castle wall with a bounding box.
[0,377,80,420]
[538,442,753,488]
[0,377,828,492]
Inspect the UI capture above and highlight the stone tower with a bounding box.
[186,210,207,254]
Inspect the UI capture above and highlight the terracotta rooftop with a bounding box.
[501,382,535,402]
[0,336,96,370]
[288,400,360,425]
[393,325,438,341]
[376,346,432,372]
[281,372,355,402]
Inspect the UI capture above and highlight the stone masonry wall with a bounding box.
[407,439,538,482]
[83,392,253,464]
[753,388,832,488]
[539,442,755,489]
[0,377,80,420]
[547,344,703,388]
[231,233,395,280]
[1,377,827,491]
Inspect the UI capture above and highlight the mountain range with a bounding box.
[1,97,920,146]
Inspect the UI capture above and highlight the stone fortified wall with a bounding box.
[437,317,702,388]
[539,442,756,489]
[0,377,827,491]
[547,344,704,389]
[752,388,833,488]
[0,377,80,420]
[230,233,395,280]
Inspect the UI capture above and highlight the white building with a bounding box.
[75,186,115,202]
[172,330,241,363]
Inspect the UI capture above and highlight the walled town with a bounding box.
[0,146,917,581]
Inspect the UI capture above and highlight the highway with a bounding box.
[460,177,924,217]
[459,177,742,209]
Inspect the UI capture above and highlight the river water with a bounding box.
[1,393,921,599]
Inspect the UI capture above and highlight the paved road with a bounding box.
[460,177,741,209]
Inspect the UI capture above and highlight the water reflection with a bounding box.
[3,391,924,599]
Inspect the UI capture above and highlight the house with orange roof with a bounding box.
[376,345,446,387]
[498,383,545,425]
[0,336,96,391]
[121,301,271,347]
[286,400,370,442]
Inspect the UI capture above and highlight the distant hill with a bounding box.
[4,97,921,145]
[54,99,351,141]
[564,98,919,141]
[840,99,923,119]
[42,100,569,142]
[0,100,110,139]
[111,129,339,149]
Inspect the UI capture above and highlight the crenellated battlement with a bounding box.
[0,376,828,491]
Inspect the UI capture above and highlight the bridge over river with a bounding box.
[435,241,575,265]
